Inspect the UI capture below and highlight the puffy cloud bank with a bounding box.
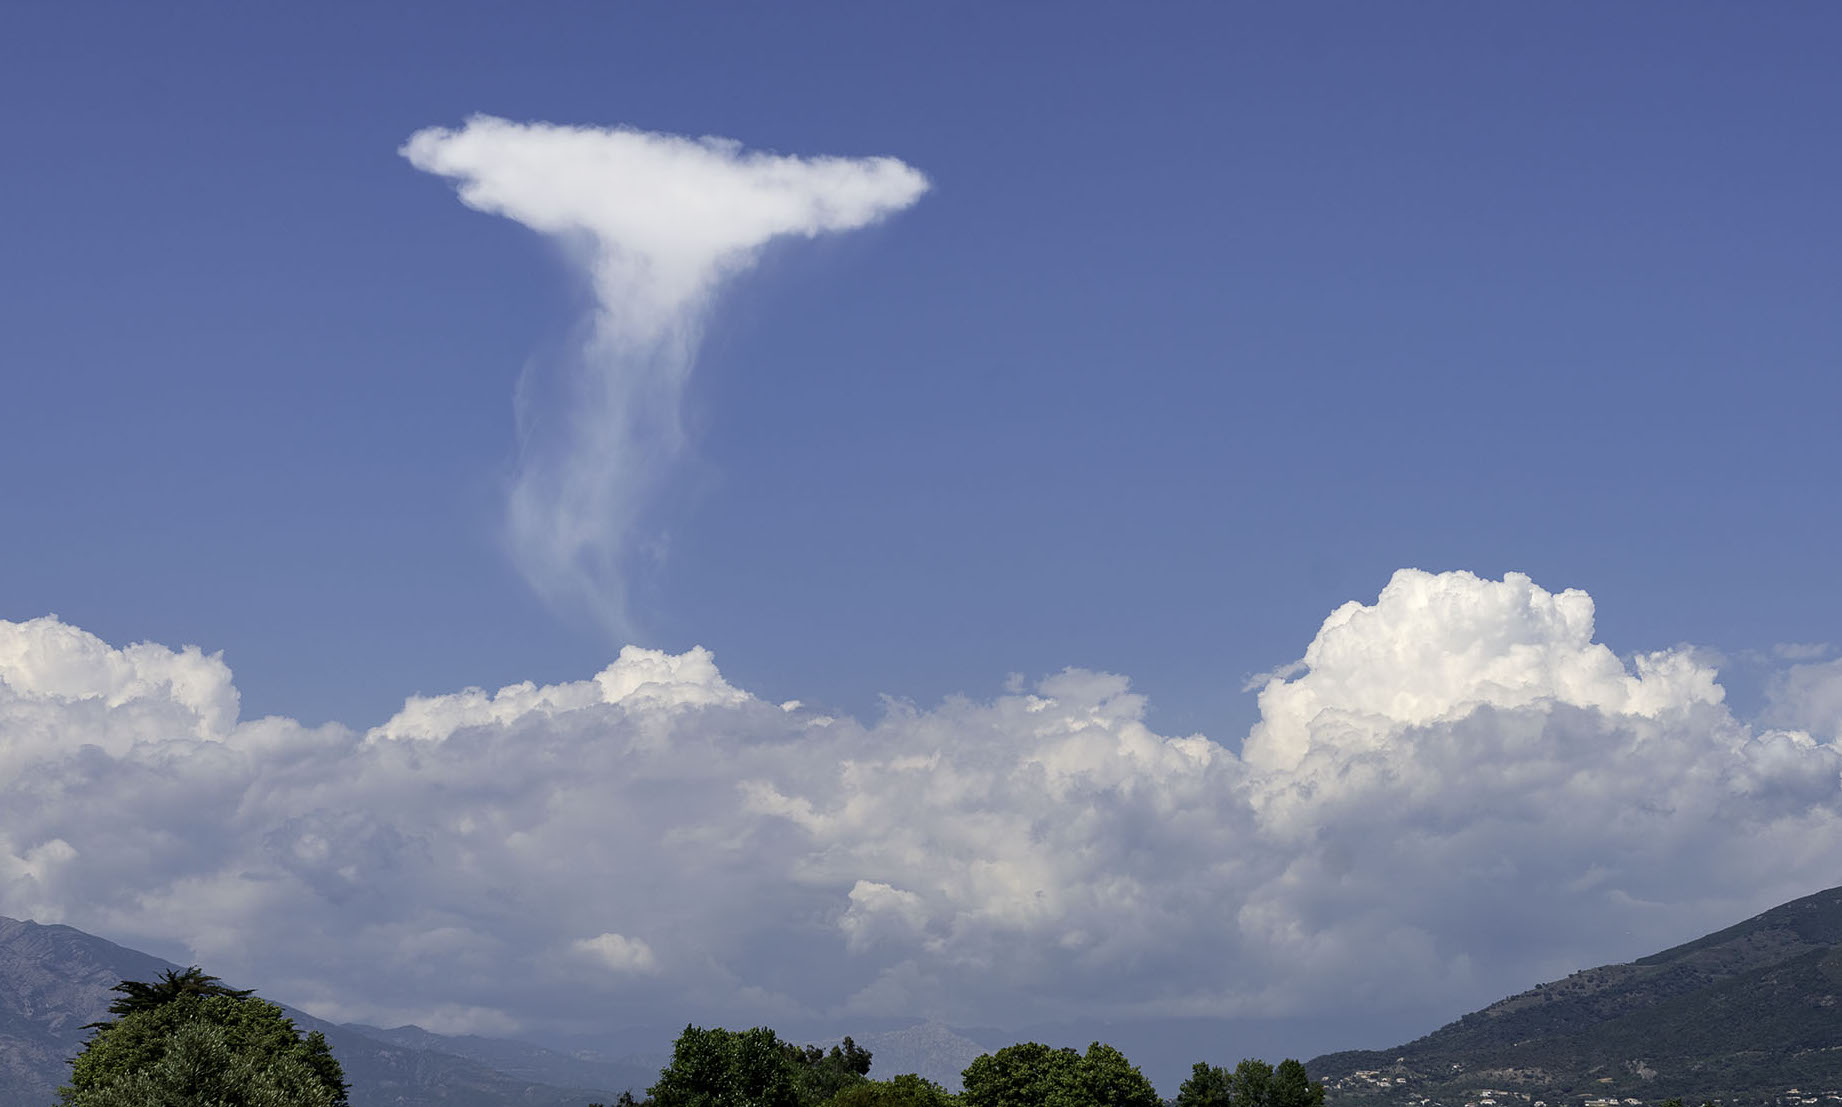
[4,571,1841,1041]
[401,118,929,635]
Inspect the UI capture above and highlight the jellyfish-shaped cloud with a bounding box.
[403,117,929,633]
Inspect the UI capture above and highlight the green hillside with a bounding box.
[1309,887,1842,1107]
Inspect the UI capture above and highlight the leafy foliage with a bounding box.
[961,1041,1159,1107]
[962,1042,1079,1107]
[647,1024,867,1107]
[788,1036,875,1106]
[1270,1059,1323,1107]
[826,1074,959,1107]
[608,1025,1314,1107]
[61,992,347,1107]
[1229,1059,1272,1107]
[1073,1043,1161,1107]
[86,965,256,1031]
[1176,1062,1233,1107]
[1175,1058,1322,1107]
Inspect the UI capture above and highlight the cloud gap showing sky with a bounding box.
[401,116,929,636]
[3,569,1840,1047]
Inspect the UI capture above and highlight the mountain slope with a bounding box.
[1309,886,1842,1105]
[0,917,175,1107]
[0,916,622,1107]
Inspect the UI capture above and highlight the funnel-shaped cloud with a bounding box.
[402,116,929,631]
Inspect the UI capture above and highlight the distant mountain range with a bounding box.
[1308,885,1842,1106]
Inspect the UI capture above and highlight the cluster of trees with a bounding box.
[63,971,1325,1107]
[59,967,348,1107]
[960,1041,1160,1107]
[634,1025,882,1107]
[1172,1060,1324,1107]
[596,1024,1326,1107]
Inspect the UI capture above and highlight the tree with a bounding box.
[961,1042,1157,1107]
[1227,1059,1272,1107]
[1175,1063,1232,1107]
[825,1073,958,1107]
[61,992,347,1107]
[87,966,255,1029]
[1175,1057,1321,1107]
[1074,1044,1159,1107]
[649,1025,805,1107]
[788,1036,874,1106]
[647,1025,879,1107]
[1269,1060,1323,1107]
[962,1042,1080,1107]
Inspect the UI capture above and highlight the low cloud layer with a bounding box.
[401,117,929,634]
[3,571,1841,1044]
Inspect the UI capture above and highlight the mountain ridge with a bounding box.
[1308,886,1842,1105]
[0,916,174,1107]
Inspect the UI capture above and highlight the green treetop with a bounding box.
[61,989,347,1107]
[826,1073,958,1107]
[1176,1058,1323,1107]
[649,1024,877,1107]
[1176,1062,1233,1107]
[961,1041,1158,1107]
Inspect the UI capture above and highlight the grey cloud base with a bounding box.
[1,569,1840,1043]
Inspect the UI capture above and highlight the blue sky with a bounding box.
[3,1,1842,1071]
[5,3,1836,734]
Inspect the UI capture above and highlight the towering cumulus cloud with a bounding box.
[4,571,1840,1043]
[402,117,929,631]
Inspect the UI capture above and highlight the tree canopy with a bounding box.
[960,1042,1159,1107]
[647,1024,873,1107]
[62,991,347,1107]
[1269,1059,1323,1107]
[86,965,256,1031]
[612,1023,1322,1107]
[788,1036,875,1106]
[825,1073,957,1107]
[1175,1061,1233,1107]
[1176,1058,1323,1107]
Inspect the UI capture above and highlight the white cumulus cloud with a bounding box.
[1243,570,1723,774]
[0,615,238,753]
[401,117,929,635]
[574,932,658,974]
[2,570,1840,1049]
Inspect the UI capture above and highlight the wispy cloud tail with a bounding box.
[403,116,929,635]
